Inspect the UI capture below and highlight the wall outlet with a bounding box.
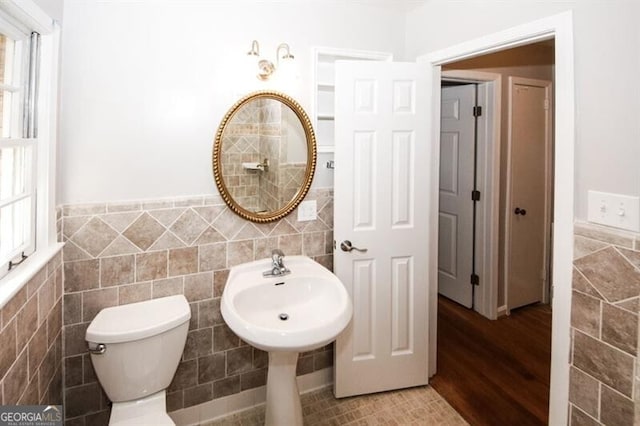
[587,191,640,232]
[297,200,317,222]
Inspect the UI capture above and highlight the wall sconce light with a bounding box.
[246,40,295,81]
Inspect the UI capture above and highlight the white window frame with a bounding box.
[0,0,61,307]
[0,27,38,278]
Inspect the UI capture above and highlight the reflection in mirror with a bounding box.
[213,92,316,223]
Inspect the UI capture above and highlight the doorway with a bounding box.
[433,40,555,424]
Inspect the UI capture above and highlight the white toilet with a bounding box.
[85,295,191,425]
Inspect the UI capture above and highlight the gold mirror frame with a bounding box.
[212,91,317,223]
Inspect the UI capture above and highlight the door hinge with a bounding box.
[471,190,481,201]
[544,99,550,110]
[471,274,479,286]
[473,106,482,117]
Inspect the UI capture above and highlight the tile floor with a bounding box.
[203,385,467,425]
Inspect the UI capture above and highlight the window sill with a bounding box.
[0,242,64,309]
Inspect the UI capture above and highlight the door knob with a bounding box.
[514,207,527,216]
[340,240,368,253]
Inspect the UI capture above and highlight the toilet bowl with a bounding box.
[85,295,191,425]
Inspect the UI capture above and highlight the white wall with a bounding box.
[58,0,406,204]
[403,0,640,222]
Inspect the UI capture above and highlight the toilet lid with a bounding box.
[86,295,191,343]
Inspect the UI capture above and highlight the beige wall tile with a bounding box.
[574,247,640,302]
[0,319,17,383]
[27,323,47,379]
[169,360,197,392]
[63,293,82,326]
[1,286,26,328]
[574,235,608,260]
[227,240,254,268]
[123,213,166,250]
[573,330,634,397]
[17,296,38,348]
[240,368,267,391]
[571,291,601,338]
[118,282,152,305]
[64,323,89,357]
[184,273,213,302]
[64,356,83,388]
[169,247,198,277]
[136,251,168,281]
[47,300,62,347]
[170,210,208,245]
[100,255,135,287]
[213,376,240,399]
[600,385,634,426]
[183,383,213,408]
[569,367,599,418]
[213,324,240,352]
[574,222,635,248]
[602,303,638,356]
[3,349,27,404]
[197,353,225,383]
[303,232,325,257]
[82,288,118,322]
[152,277,183,299]
[183,329,213,360]
[65,260,100,293]
[226,346,252,376]
[166,391,183,412]
[38,277,55,326]
[64,383,102,418]
[70,218,118,257]
[199,243,227,272]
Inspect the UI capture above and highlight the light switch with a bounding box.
[297,200,317,222]
[587,191,640,232]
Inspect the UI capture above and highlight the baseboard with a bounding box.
[169,368,333,426]
[497,305,509,317]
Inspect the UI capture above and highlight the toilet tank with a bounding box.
[86,295,191,402]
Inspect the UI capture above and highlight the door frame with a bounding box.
[418,11,574,426]
[504,77,553,312]
[441,70,502,320]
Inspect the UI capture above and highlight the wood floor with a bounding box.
[431,296,552,426]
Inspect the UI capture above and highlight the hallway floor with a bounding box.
[204,385,467,425]
[431,296,552,425]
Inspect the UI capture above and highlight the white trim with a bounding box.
[441,69,502,320]
[418,11,574,426]
[310,47,392,152]
[169,368,332,426]
[35,22,60,250]
[0,0,54,35]
[0,241,63,309]
[504,77,553,311]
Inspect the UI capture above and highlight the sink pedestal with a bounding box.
[265,351,302,426]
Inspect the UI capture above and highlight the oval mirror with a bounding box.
[212,91,317,223]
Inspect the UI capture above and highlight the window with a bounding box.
[0,27,40,279]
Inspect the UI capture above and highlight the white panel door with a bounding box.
[334,61,429,397]
[438,85,476,308]
[507,78,552,310]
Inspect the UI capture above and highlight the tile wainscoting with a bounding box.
[0,252,63,407]
[41,195,640,424]
[570,222,640,426]
[60,189,334,424]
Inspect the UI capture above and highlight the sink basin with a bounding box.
[221,255,352,352]
[221,255,352,426]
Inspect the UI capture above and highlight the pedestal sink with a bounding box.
[221,256,352,426]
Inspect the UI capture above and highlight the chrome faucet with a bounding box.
[263,249,290,277]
